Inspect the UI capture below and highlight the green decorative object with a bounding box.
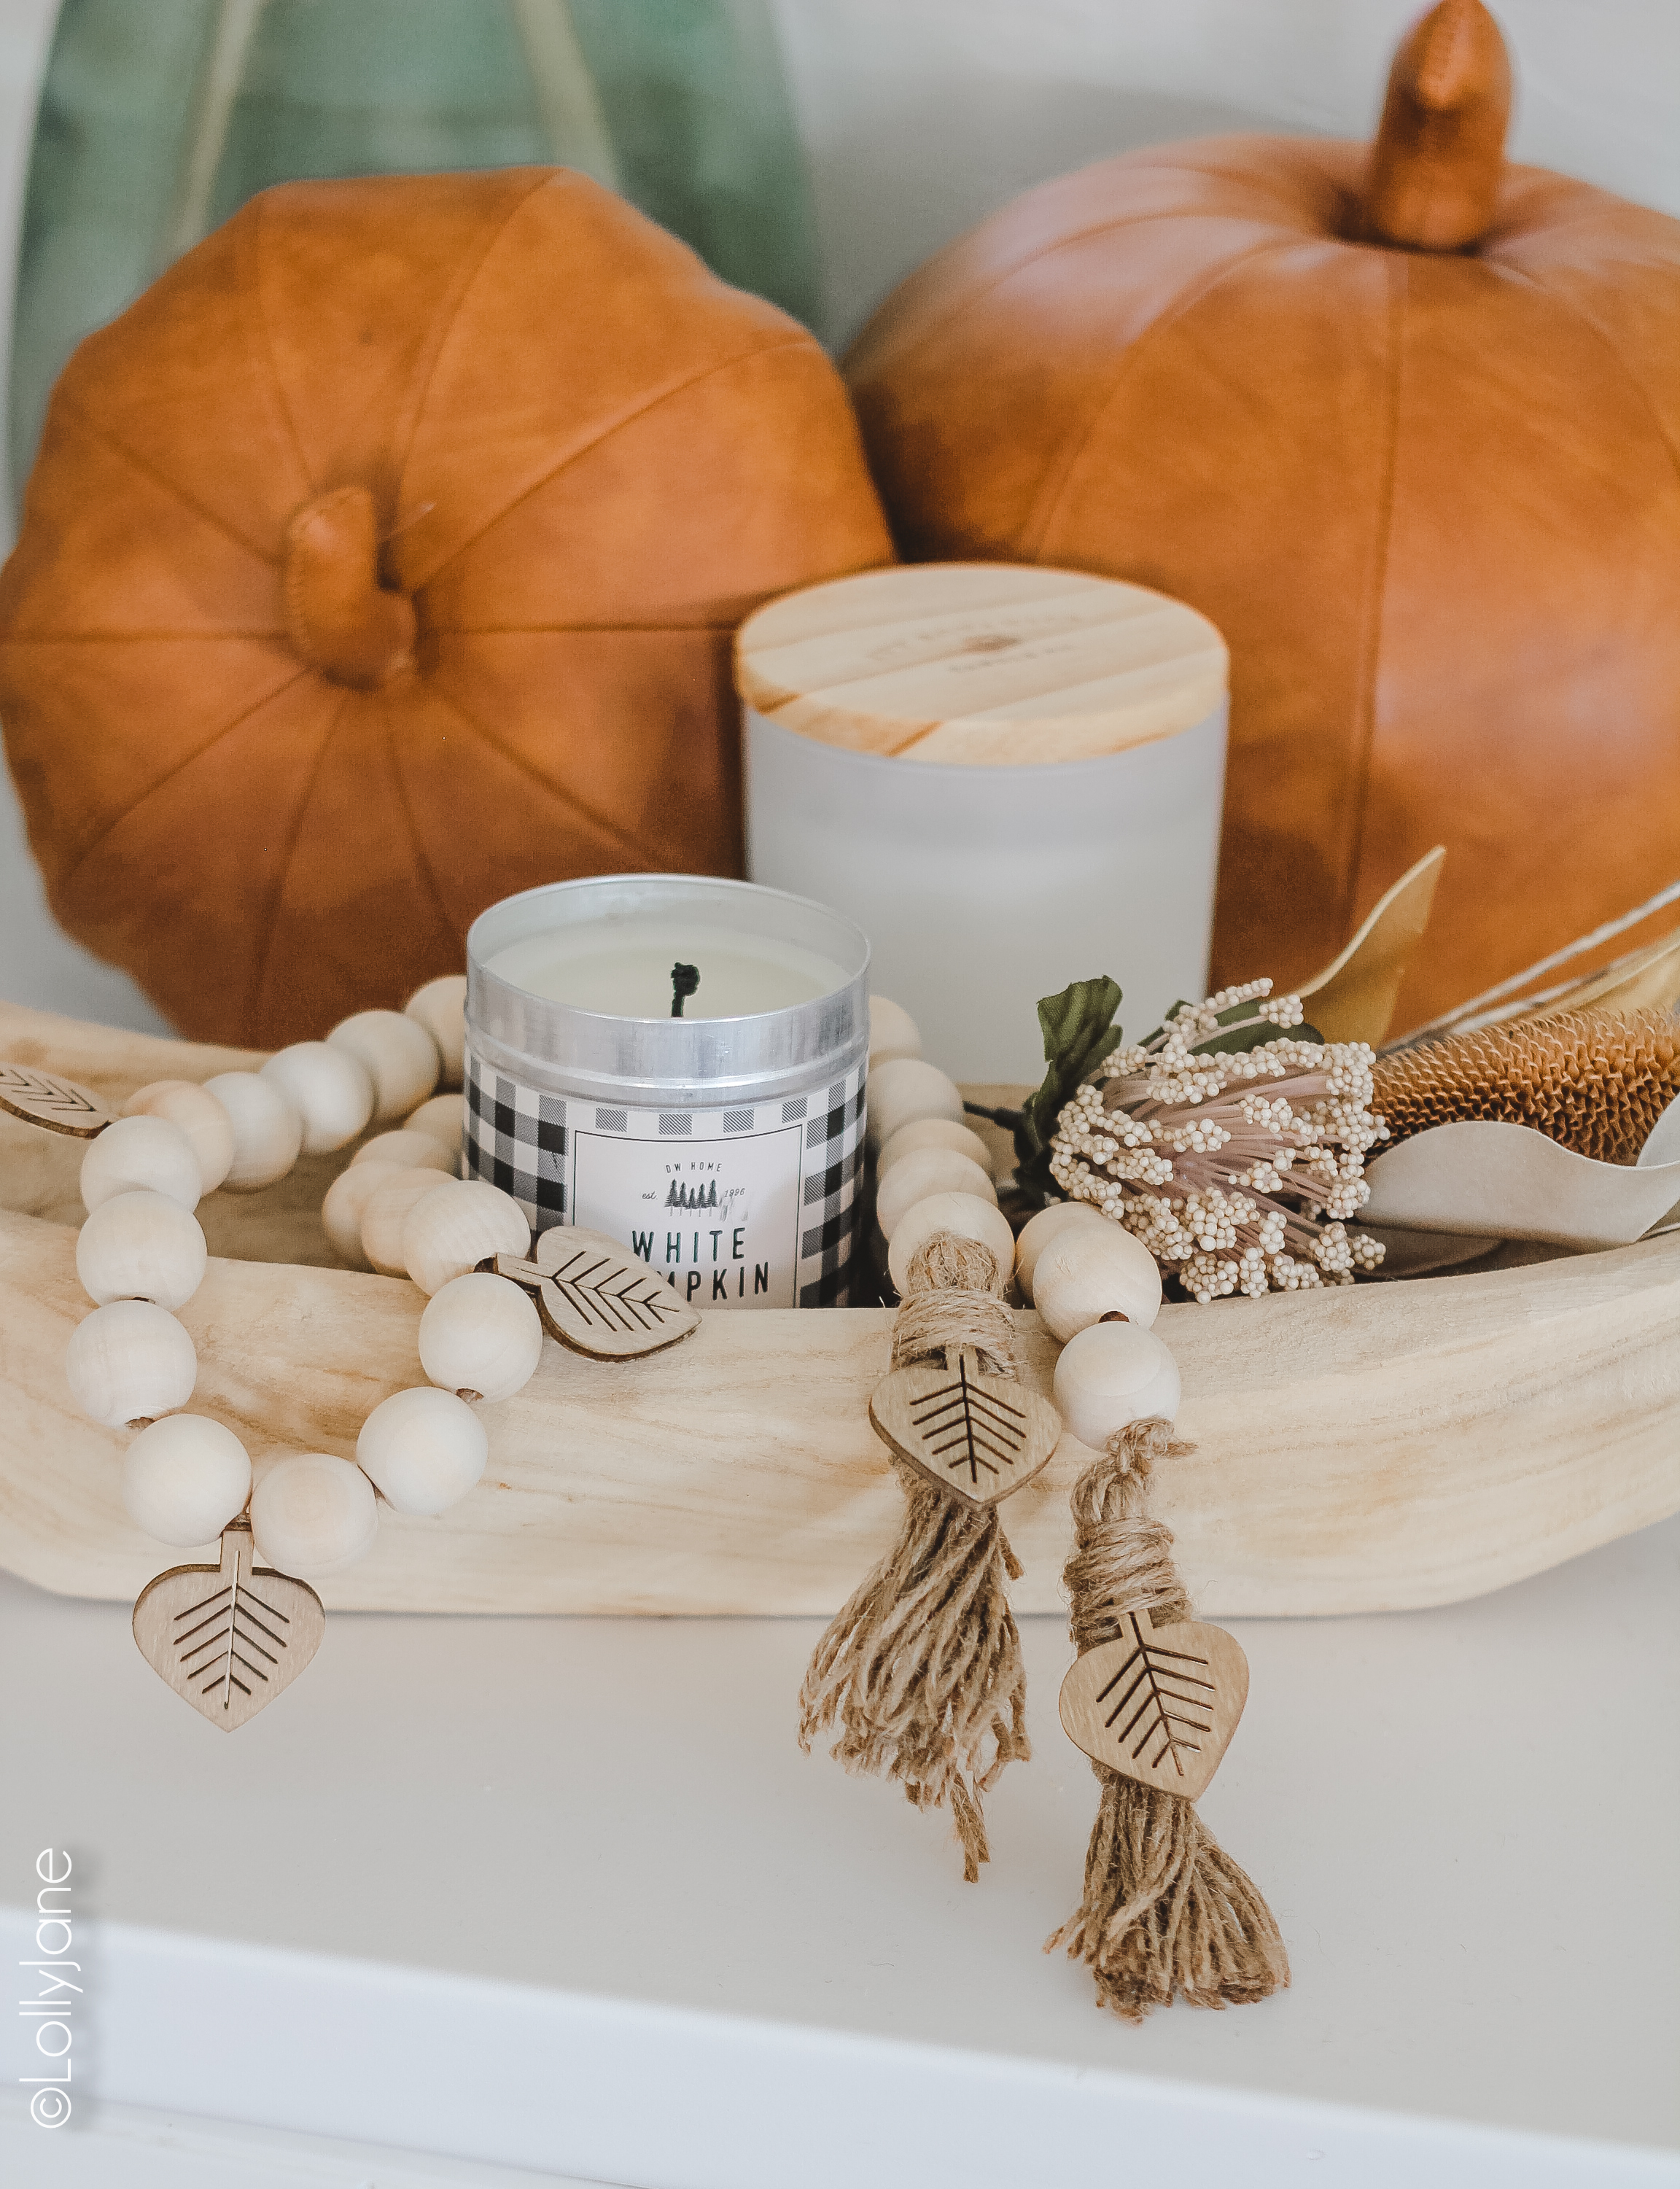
[9,0,820,503]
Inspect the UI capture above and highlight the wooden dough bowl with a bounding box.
[4,1000,1676,1618]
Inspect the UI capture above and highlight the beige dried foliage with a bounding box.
[1372,1008,1680,1166]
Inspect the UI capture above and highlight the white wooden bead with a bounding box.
[250,1453,378,1578]
[1032,1221,1163,1340]
[122,1080,235,1192]
[201,1071,303,1191]
[886,1191,1016,1297]
[868,995,922,1067]
[877,1117,993,1178]
[1054,1322,1181,1447]
[351,1130,455,1175]
[1014,1200,1113,1302]
[402,1179,530,1296]
[357,1386,488,1515]
[875,1148,997,1243]
[404,1092,464,1156]
[419,1272,543,1401]
[320,1161,398,1270]
[866,1057,965,1153]
[65,1300,195,1428]
[76,1189,207,1309]
[260,1042,375,1154]
[80,1113,201,1214]
[329,1009,440,1121]
[361,1170,458,1278]
[122,1414,252,1547]
[405,975,467,1092]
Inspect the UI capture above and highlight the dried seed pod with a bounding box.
[1372,1006,1680,1165]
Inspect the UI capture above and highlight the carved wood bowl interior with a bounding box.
[3,1000,1677,1621]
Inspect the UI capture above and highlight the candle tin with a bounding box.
[464,876,870,1309]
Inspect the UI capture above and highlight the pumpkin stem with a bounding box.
[1361,0,1512,252]
[284,486,416,690]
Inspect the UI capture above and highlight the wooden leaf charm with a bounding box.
[0,1062,112,1137]
[1059,1608,1249,1800]
[132,1521,324,1731]
[868,1345,1060,1506]
[495,1226,699,1359]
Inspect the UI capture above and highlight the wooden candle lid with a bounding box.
[734,563,1227,766]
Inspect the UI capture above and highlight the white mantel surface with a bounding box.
[1,1513,1677,2187]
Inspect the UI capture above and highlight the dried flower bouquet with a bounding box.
[1047,981,1388,1302]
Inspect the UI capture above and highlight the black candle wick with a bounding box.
[670,962,700,1018]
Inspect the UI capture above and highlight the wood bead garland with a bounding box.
[876,1116,993,1178]
[1031,1223,1163,1341]
[66,1299,197,1428]
[327,1010,440,1121]
[1014,1199,1109,1302]
[351,1129,456,1174]
[201,1071,304,1191]
[357,1388,489,1515]
[418,1271,545,1402]
[1047,1420,1288,2021]
[1054,1323,1180,1450]
[875,1147,997,1242]
[36,972,631,1730]
[866,1057,965,1152]
[403,1094,464,1157]
[886,1190,1014,1297]
[122,1079,236,1192]
[80,1113,203,1213]
[400,1180,529,1297]
[260,1042,376,1154]
[122,1415,252,1547]
[800,1229,1059,1882]
[320,1161,397,1270]
[868,995,924,1067]
[250,1452,379,1579]
[76,1189,207,1310]
[405,976,467,1092]
[361,1167,459,1278]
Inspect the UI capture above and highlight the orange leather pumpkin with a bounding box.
[846,1,1680,1028]
[0,167,891,1046]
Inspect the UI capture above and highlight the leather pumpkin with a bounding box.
[0,167,890,1046]
[845,0,1680,1030]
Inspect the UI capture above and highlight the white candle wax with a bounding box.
[488,922,845,1019]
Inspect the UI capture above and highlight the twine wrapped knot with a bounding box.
[798,1234,1029,1881]
[1046,1420,1290,2020]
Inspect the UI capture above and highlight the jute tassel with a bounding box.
[798,1233,1030,1882]
[1047,1419,1290,2019]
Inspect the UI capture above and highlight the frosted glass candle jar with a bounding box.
[464,876,869,1309]
[738,564,1228,1084]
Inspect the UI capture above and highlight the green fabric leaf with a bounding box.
[1191,1019,1324,1056]
[1013,976,1122,1197]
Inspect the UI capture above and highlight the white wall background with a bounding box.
[1,0,1675,1033]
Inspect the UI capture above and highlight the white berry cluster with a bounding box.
[1047,983,1388,1302]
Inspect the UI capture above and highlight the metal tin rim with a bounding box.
[465,874,871,1108]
